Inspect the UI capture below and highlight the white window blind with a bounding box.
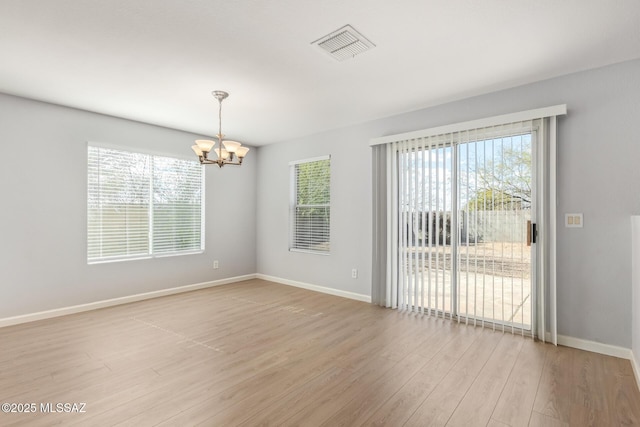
[88,145,204,263]
[289,156,331,254]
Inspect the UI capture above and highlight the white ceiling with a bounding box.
[1,0,639,146]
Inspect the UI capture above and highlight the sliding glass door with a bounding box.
[397,126,534,332]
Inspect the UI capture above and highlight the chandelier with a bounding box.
[191,90,249,167]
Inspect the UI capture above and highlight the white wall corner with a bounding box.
[0,274,257,329]
[256,274,372,303]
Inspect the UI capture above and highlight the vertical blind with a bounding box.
[88,145,203,263]
[371,105,565,342]
[289,156,331,253]
[394,123,535,335]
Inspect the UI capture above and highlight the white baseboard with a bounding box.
[553,334,633,360]
[0,274,256,328]
[256,274,371,303]
[631,352,640,393]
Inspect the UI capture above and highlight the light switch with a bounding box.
[565,213,583,228]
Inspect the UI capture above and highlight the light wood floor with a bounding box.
[1,279,639,426]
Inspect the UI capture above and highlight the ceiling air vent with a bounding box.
[312,25,375,61]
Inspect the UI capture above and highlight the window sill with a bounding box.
[289,248,331,256]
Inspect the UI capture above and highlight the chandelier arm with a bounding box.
[198,158,242,167]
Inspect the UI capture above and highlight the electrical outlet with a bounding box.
[351,268,358,279]
[213,260,219,269]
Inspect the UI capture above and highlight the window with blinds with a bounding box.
[289,156,331,254]
[87,145,204,263]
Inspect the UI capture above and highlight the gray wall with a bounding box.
[257,126,373,297]
[257,58,640,348]
[0,94,257,318]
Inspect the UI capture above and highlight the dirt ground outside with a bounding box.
[401,242,532,329]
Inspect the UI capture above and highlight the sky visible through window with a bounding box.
[400,133,532,213]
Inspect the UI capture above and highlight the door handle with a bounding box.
[532,223,537,244]
[527,221,537,246]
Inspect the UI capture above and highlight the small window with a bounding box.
[289,156,331,254]
[88,145,204,263]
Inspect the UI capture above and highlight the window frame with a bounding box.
[289,155,331,255]
[87,143,205,264]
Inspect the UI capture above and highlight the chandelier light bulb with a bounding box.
[222,140,241,153]
[236,146,250,158]
[191,145,204,156]
[195,139,215,153]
